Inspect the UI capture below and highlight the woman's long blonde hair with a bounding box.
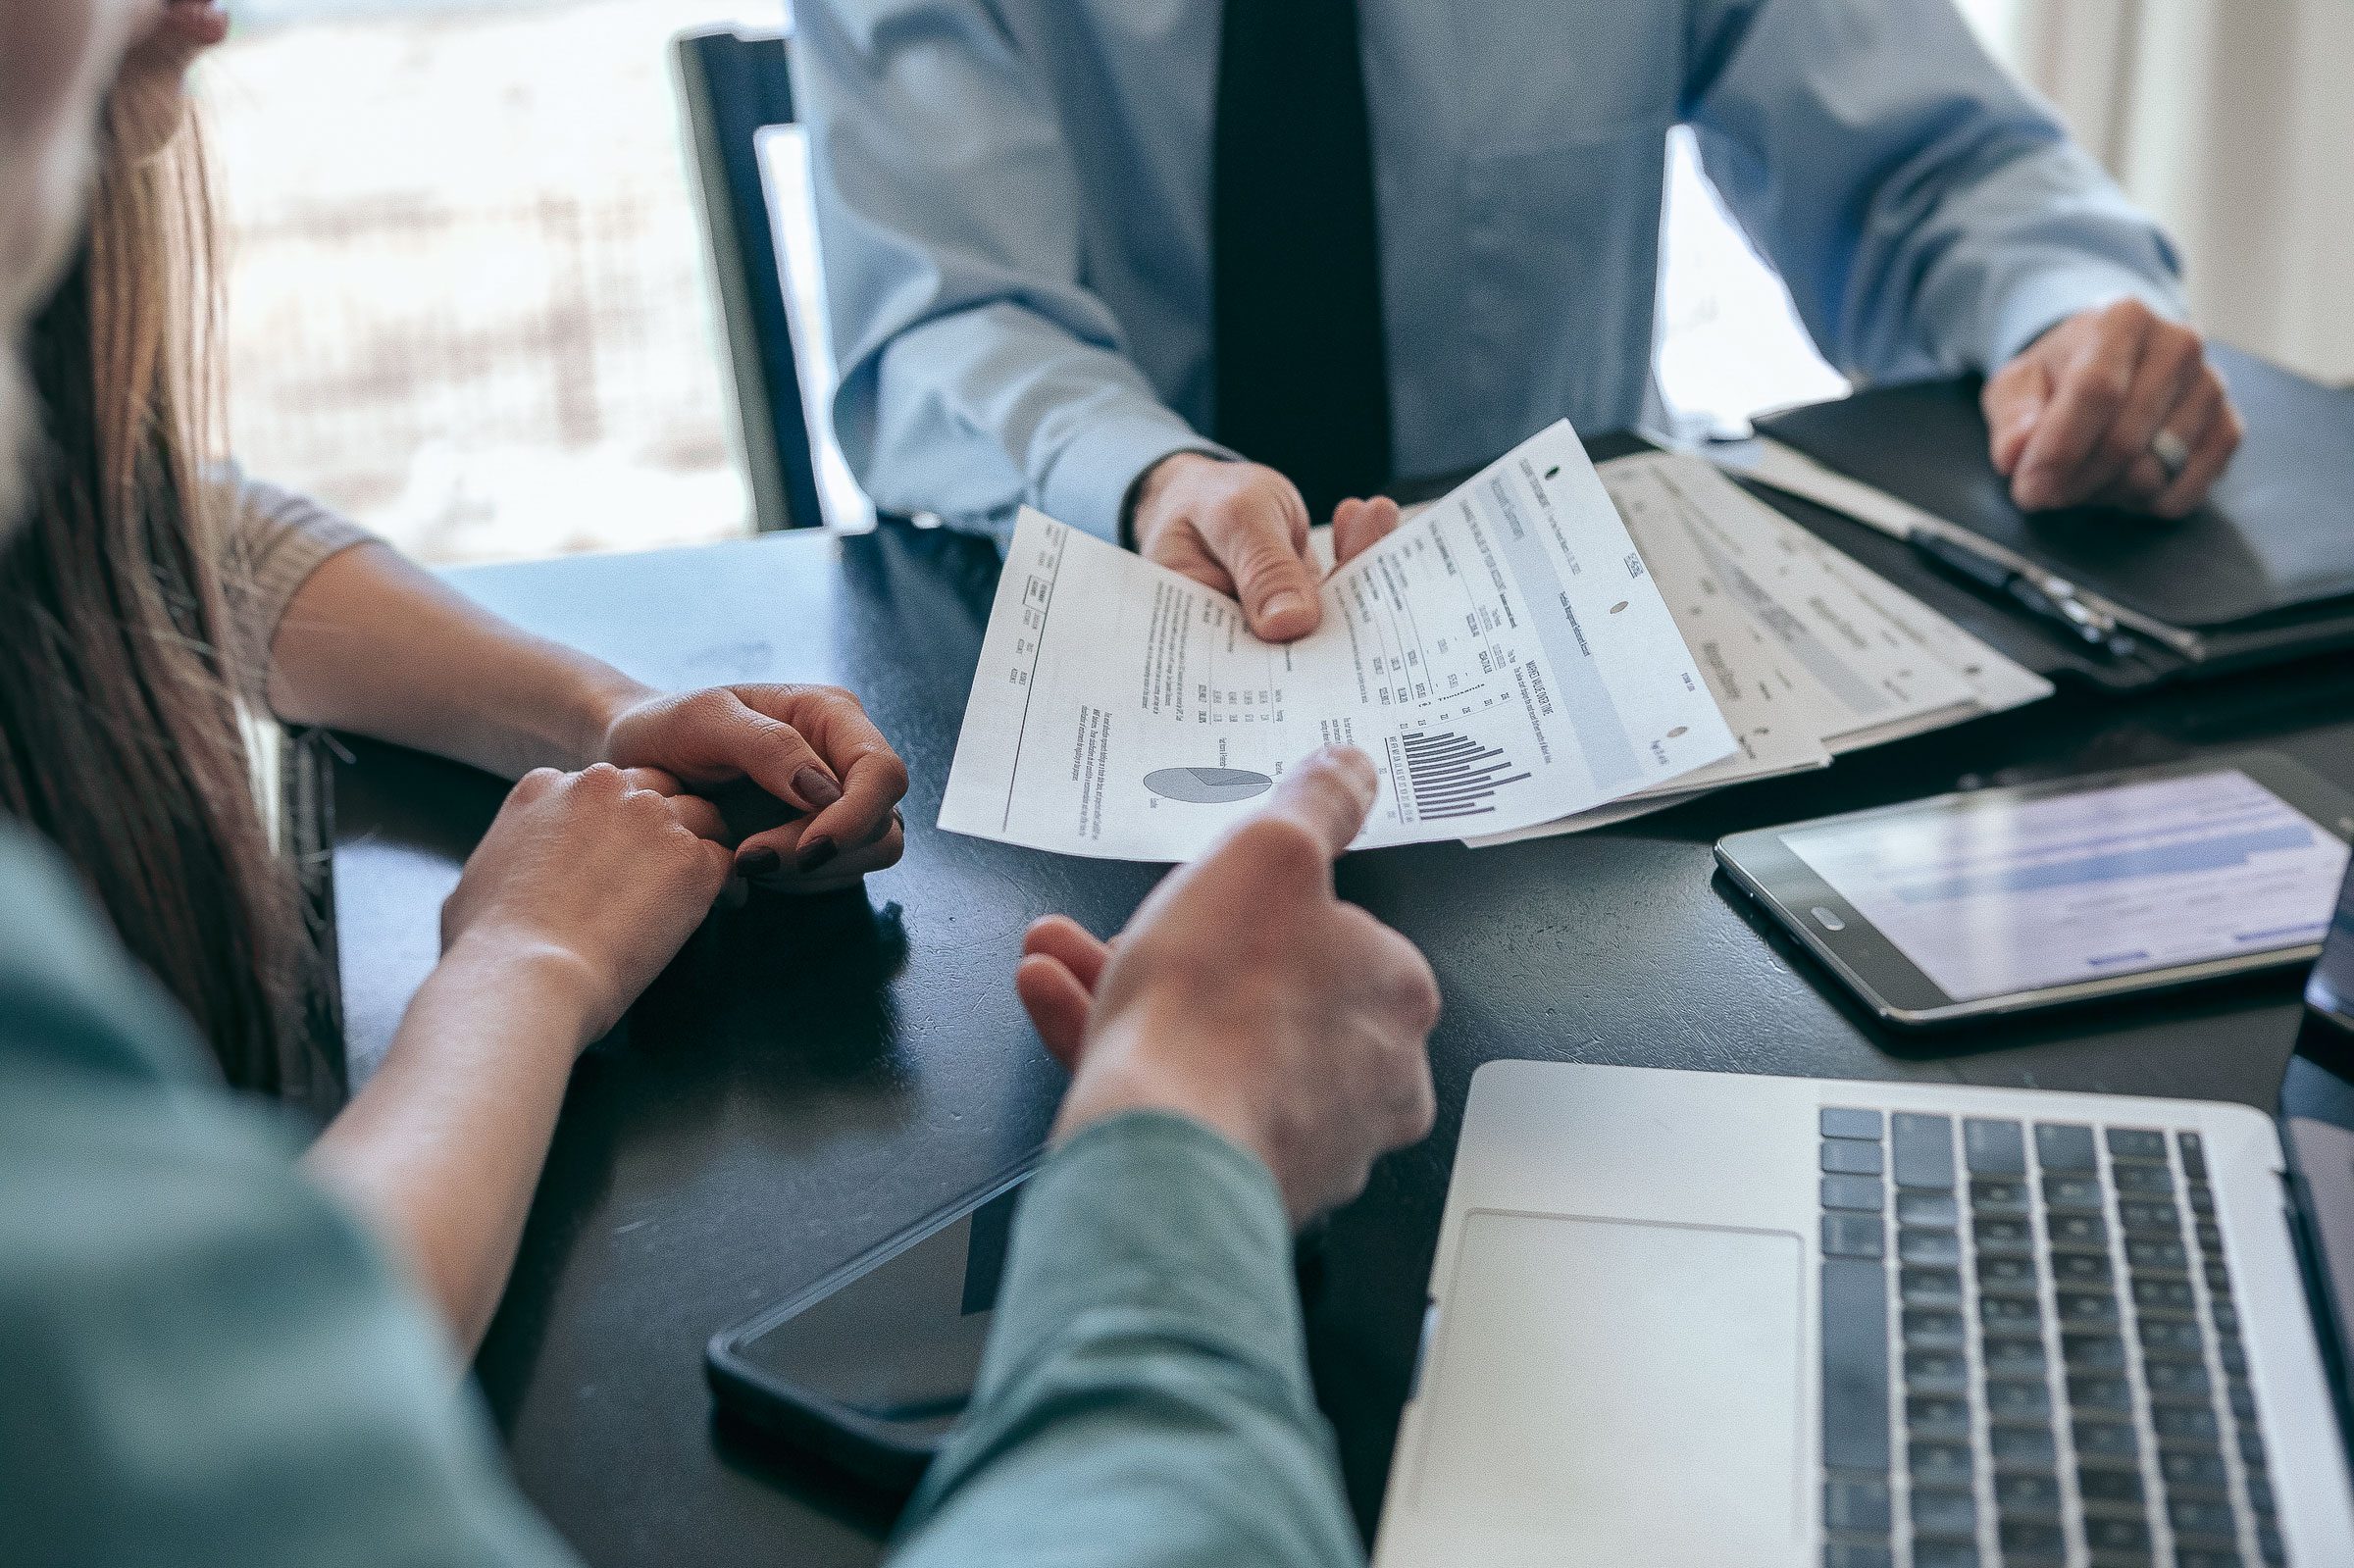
[0,91,327,1103]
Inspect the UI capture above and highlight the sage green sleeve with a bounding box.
[888,1112,1366,1568]
[0,828,575,1568]
[3,813,1367,1568]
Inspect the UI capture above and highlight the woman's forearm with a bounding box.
[265,541,651,779]
[301,937,599,1353]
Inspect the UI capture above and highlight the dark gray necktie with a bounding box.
[1211,0,1394,521]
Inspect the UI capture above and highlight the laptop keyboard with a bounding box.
[1817,1109,2282,1568]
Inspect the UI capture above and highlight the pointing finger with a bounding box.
[1259,744,1379,860]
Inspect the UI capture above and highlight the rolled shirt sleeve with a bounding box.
[889,1111,1364,1568]
[1683,0,2186,383]
[791,1,1230,544]
[209,465,378,704]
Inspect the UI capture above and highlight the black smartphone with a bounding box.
[706,1159,1036,1498]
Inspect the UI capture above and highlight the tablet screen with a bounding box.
[1781,769,2352,1003]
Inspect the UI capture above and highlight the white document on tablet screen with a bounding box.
[937,423,1737,862]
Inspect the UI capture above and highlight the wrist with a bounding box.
[1053,1008,1285,1196]
[575,671,660,771]
[437,929,611,1054]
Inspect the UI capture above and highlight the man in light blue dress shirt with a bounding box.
[794,0,2244,641]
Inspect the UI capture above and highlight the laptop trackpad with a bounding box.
[1407,1210,1806,1555]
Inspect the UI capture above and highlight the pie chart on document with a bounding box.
[1143,768,1274,805]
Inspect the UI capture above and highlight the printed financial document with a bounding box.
[1468,453,2051,848]
[939,424,1737,861]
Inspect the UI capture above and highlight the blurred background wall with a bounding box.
[1987,0,2354,386]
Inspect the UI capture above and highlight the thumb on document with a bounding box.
[1222,515,1325,641]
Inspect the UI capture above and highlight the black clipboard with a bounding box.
[1755,344,2354,693]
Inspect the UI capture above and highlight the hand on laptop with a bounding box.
[1984,298,2243,520]
[1128,452,1402,642]
[1016,745,1440,1223]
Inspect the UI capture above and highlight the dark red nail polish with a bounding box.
[795,767,844,808]
[795,836,838,873]
[737,847,781,878]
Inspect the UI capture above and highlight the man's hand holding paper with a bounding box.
[1125,453,1405,642]
[940,424,1739,862]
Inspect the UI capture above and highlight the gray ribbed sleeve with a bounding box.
[212,467,378,700]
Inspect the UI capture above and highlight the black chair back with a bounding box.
[674,26,827,531]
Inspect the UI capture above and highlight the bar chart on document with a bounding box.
[938,423,1739,862]
[1319,524,1571,832]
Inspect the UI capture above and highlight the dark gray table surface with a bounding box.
[332,506,2354,1565]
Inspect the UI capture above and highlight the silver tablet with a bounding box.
[1715,753,2354,1028]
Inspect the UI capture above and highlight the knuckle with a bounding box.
[1397,1064,1438,1141]
[1231,816,1323,879]
[765,720,820,759]
[1408,967,1443,1032]
[1381,943,1443,1031]
[1230,531,1303,591]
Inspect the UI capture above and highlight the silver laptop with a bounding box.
[1377,862,2354,1568]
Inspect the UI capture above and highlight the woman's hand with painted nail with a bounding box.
[600,683,908,893]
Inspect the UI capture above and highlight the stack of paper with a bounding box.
[938,424,1738,860]
[1465,453,2051,847]
[937,425,2050,863]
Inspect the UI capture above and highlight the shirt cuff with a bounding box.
[1035,406,1238,546]
[1981,259,2188,372]
[978,1111,1308,1408]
